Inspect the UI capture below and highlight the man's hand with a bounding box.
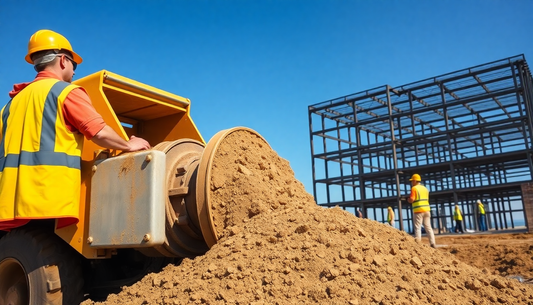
[126,135,151,152]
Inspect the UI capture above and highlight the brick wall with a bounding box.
[521,182,533,233]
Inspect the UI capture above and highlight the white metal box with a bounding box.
[89,150,166,248]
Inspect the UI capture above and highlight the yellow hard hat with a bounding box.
[409,173,421,181]
[25,29,83,64]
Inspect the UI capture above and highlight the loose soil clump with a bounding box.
[82,130,533,305]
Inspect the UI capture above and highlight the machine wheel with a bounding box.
[0,227,83,305]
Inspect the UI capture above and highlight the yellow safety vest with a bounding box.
[387,209,394,222]
[454,209,463,221]
[478,203,485,215]
[0,78,83,224]
[411,184,430,213]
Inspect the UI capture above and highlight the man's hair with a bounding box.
[32,49,73,72]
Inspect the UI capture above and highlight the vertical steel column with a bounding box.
[409,93,418,163]
[348,125,357,204]
[321,115,330,204]
[353,101,366,211]
[308,108,318,203]
[397,104,407,231]
[440,81,459,209]
[336,121,345,202]
[435,200,442,234]
[386,86,404,231]
[466,201,473,231]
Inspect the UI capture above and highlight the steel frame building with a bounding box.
[308,55,533,233]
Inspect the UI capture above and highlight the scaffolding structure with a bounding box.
[308,55,533,233]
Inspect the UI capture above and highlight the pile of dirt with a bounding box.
[208,129,314,241]
[82,130,533,305]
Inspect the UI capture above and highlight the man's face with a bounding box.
[59,54,76,82]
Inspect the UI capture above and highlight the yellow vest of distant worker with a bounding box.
[387,210,394,222]
[411,184,430,213]
[478,203,485,215]
[0,79,83,223]
[454,209,463,221]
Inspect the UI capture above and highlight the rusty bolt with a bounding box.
[143,234,151,242]
[145,154,152,163]
[87,237,94,244]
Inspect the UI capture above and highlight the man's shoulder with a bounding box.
[416,184,429,190]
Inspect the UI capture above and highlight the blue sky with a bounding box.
[1,0,532,195]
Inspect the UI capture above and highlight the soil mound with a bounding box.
[208,129,314,241]
[82,130,533,305]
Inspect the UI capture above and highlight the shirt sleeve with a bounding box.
[409,188,417,202]
[62,87,106,140]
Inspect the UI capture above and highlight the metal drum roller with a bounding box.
[150,127,268,257]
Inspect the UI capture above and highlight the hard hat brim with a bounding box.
[71,51,83,64]
[25,50,83,65]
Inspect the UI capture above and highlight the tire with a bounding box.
[0,227,84,305]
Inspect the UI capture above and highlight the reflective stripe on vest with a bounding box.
[412,184,430,213]
[0,79,83,222]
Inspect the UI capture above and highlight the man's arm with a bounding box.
[407,189,416,203]
[63,88,150,152]
[91,126,151,152]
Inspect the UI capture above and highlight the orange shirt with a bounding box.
[8,71,105,139]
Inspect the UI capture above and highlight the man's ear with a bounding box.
[58,55,67,70]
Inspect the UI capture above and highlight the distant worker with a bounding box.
[387,206,395,227]
[477,200,487,231]
[407,174,436,248]
[453,205,464,233]
[0,29,151,231]
[356,207,363,218]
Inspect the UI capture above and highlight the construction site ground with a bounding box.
[434,230,533,283]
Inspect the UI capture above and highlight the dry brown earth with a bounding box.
[81,130,533,305]
[435,233,533,282]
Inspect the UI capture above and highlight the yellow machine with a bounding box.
[0,70,262,304]
[59,70,204,259]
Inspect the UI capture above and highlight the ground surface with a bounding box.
[81,130,533,305]
[435,232,533,283]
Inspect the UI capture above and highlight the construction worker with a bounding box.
[0,29,151,231]
[356,207,363,218]
[453,205,464,233]
[407,174,436,248]
[477,200,487,231]
[387,206,395,227]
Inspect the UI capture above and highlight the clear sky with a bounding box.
[1,0,532,195]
